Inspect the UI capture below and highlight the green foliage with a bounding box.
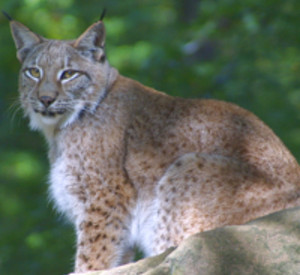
[1,0,300,274]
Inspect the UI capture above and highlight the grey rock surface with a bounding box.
[71,206,300,275]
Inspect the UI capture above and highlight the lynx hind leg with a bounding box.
[152,152,269,254]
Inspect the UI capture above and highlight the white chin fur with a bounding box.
[28,102,85,138]
[40,115,61,125]
[29,109,80,135]
[29,112,62,132]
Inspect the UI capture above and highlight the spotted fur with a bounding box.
[9,18,300,272]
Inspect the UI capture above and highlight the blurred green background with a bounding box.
[1,0,300,274]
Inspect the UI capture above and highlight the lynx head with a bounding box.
[9,17,118,138]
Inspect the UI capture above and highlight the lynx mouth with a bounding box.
[34,109,66,117]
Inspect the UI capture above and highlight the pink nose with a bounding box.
[39,96,55,107]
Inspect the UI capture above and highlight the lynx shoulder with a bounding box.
[8,16,300,272]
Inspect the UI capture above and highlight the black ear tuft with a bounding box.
[100,9,106,21]
[2,10,13,21]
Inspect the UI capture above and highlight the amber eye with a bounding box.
[25,67,41,80]
[60,70,79,81]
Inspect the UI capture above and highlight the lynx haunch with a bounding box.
[8,16,300,272]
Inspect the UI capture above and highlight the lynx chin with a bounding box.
[8,15,300,272]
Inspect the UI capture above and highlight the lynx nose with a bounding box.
[39,96,55,108]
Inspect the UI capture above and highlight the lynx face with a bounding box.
[11,20,116,133]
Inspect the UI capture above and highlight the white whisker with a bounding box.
[8,98,24,124]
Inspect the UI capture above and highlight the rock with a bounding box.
[70,206,300,275]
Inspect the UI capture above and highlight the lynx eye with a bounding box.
[25,67,41,80]
[60,70,80,82]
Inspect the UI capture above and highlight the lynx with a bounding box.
[8,15,300,272]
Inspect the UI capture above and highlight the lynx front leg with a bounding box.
[74,187,136,272]
[75,213,127,271]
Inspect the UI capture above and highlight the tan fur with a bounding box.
[9,18,300,272]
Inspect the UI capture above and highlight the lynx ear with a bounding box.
[73,21,106,62]
[9,20,43,62]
